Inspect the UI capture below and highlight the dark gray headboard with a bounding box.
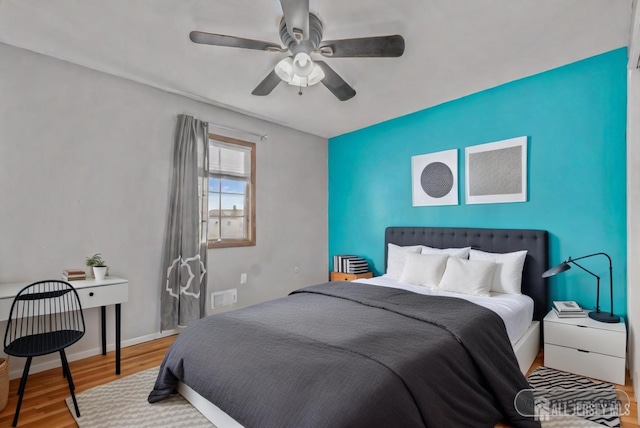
[385,227,549,322]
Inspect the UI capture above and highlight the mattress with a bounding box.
[354,274,534,344]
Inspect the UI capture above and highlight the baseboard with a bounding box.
[8,329,180,380]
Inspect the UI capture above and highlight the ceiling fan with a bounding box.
[189,0,405,101]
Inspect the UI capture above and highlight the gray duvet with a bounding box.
[149,282,539,427]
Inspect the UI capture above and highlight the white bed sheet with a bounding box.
[353,274,534,344]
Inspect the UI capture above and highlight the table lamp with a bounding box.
[542,252,620,323]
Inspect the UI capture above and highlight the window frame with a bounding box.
[207,133,256,249]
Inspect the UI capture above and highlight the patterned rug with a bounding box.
[67,365,625,427]
[65,367,215,427]
[526,366,623,427]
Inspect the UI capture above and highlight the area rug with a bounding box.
[526,366,623,427]
[65,367,214,427]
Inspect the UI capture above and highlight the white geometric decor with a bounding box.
[465,136,527,204]
[411,149,458,206]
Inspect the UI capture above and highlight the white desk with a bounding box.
[0,277,129,374]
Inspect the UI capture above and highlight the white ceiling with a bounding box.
[0,0,633,138]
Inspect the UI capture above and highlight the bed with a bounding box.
[381,226,548,374]
[149,226,548,427]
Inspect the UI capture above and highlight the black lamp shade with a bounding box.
[542,261,571,278]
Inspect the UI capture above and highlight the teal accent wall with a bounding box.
[328,48,627,316]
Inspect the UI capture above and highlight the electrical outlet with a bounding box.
[240,273,247,284]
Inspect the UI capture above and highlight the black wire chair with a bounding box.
[3,280,85,427]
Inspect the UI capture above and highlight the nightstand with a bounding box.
[544,309,626,385]
[330,272,373,282]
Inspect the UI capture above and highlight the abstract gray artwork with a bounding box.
[412,149,458,206]
[421,161,454,198]
[465,136,527,204]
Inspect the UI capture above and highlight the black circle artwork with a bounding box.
[420,162,454,198]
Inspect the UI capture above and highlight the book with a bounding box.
[63,269,86,276]
[339,255,358,273]
[346,258,369,274]
[63,273,86,279]
[553,307,587,318]
[333,255,357,273]
[62,274,86,281]
[553,301,583,313]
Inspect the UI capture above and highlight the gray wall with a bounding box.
[0,42,328,375]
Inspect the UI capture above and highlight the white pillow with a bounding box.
[421,245,471,259]
[399,253,449,287]
[438,257,496,296]
[469,249,527,294]
[386,244,423,279]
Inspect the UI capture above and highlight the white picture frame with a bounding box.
[465,136,527,204]
[411,149,458,206]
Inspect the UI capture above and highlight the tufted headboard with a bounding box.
[384,227,549,322]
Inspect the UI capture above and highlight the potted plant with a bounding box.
[86,253,107,280]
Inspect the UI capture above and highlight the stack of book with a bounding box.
[345,258,369,274]
[553,301,587,318]
[62,269,87,281]
[333,255,369,274]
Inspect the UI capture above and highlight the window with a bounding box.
[207,134,256,248]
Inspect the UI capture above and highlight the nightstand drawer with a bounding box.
[545,320,625,358]
[544,343,625,385]
[330,272,373,282]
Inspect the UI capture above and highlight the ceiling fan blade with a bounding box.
[279,0,309,42]
[314,61,356,101]
[251,70,282,96]
[319,35,405,58]
[190,31,283,52]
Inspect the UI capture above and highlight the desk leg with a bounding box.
[116,303,121,375]
[101,306,107,356]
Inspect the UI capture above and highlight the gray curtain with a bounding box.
[161,114,209,331]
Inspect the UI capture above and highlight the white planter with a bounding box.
[93,266,107,281]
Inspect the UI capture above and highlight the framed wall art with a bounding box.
[411,149,458,206]
[465,136,527,204]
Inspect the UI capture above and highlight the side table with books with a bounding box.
[543,306,626,384]
[332,254,370,276]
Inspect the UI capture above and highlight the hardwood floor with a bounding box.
[0,336,177,427]
[0,338,636,427]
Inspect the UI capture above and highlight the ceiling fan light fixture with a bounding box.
[306,62,325,86]
[274,57,294,82]
[292,52,313,77]
[274,55,325,87]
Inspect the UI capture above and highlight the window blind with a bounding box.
[209,140,251,181]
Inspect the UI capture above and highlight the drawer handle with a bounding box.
[576,325,588,328]
[89,292,94,297]
[577,349,590,353]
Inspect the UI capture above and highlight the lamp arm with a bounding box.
[569,252,612,268]
[567,259,600,280]
[568,252,614,316]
